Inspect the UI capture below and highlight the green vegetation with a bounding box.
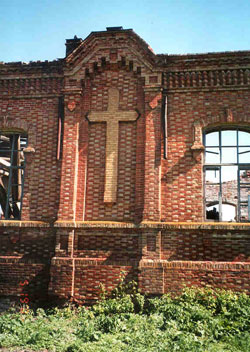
[0,283,250,352]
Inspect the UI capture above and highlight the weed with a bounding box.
[0,286,249,351]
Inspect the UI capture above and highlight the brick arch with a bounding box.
[192,117,250,150]
[0,120,36,147]
[206,202,237,222]
[200,106,250,130]
[207,200,237,208]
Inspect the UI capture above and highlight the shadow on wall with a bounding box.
[161,149,196,185]
[0,228,56,305]
[161,230,250,262]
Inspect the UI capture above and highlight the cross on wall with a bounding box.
[88,88,138,203]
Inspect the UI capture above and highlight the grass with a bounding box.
[0,285,250,352]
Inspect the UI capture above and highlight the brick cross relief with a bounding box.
[88,88,138,203]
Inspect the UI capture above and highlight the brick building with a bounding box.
[0,27,249,303]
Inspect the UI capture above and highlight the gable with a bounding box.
[64,28,158,79]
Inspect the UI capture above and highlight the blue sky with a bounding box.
[1,0,250,62]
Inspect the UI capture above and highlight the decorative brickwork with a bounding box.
[88,88,138,203]
[0,28,250,304]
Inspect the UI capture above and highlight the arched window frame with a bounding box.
[203,126,250,222]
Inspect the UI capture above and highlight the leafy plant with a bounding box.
[0,286,249,351]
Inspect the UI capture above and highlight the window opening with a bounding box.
[204,128,250,222]
[0,133,27,220]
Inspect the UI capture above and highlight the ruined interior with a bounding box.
[0,133,27,220]
[204,129,250,221]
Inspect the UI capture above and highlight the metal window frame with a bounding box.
[0,133,27,220]
[204,128,250,222]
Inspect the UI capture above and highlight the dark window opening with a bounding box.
[0,133,28,220]
[204,128,250,222]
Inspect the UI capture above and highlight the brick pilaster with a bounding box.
[58,91,82,220]
[143,86,162,221]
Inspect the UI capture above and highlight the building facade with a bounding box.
[0,27,250,303]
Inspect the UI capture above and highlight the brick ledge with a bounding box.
[1,256,250,269]
[0,220,249,230]
[54,221,250,230]
[139,259,250,270]
[0,220,49,227]
[49,257,250,269]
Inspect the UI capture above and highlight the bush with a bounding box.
[0,287,249,351]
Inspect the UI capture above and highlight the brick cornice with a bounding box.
[0,76,63,96]
[157,51,250,69]
[164,68,250,90]
[0,60,64,75]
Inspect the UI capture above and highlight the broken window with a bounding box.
[204,128,250,222]
[0,133,28,220]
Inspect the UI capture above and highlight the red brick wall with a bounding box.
[0,227,55,258]
[0,227,55,301]
[161,89,250,222]
[143,89,162,221]
[0,30,250,304]
[0,63,63,222]
[48,257,139,303]
[140,261,250,295]
[161,229,250,262]
[74,262,138,303]
[57,93,81,220]
[49,258,73,299]
[79,69,144,222]
[74,229,140,261]
[0,224,249,301]
[0,259,50,300]
[84,122,137,221]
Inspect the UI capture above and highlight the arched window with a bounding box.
[0,132,28,220]
[204,128,250,222]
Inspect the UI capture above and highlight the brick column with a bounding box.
[76,80,91,221]
[134,84,145,222]
[58,90,82,220]
[142,85,162,221]
[22,146,35,220]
